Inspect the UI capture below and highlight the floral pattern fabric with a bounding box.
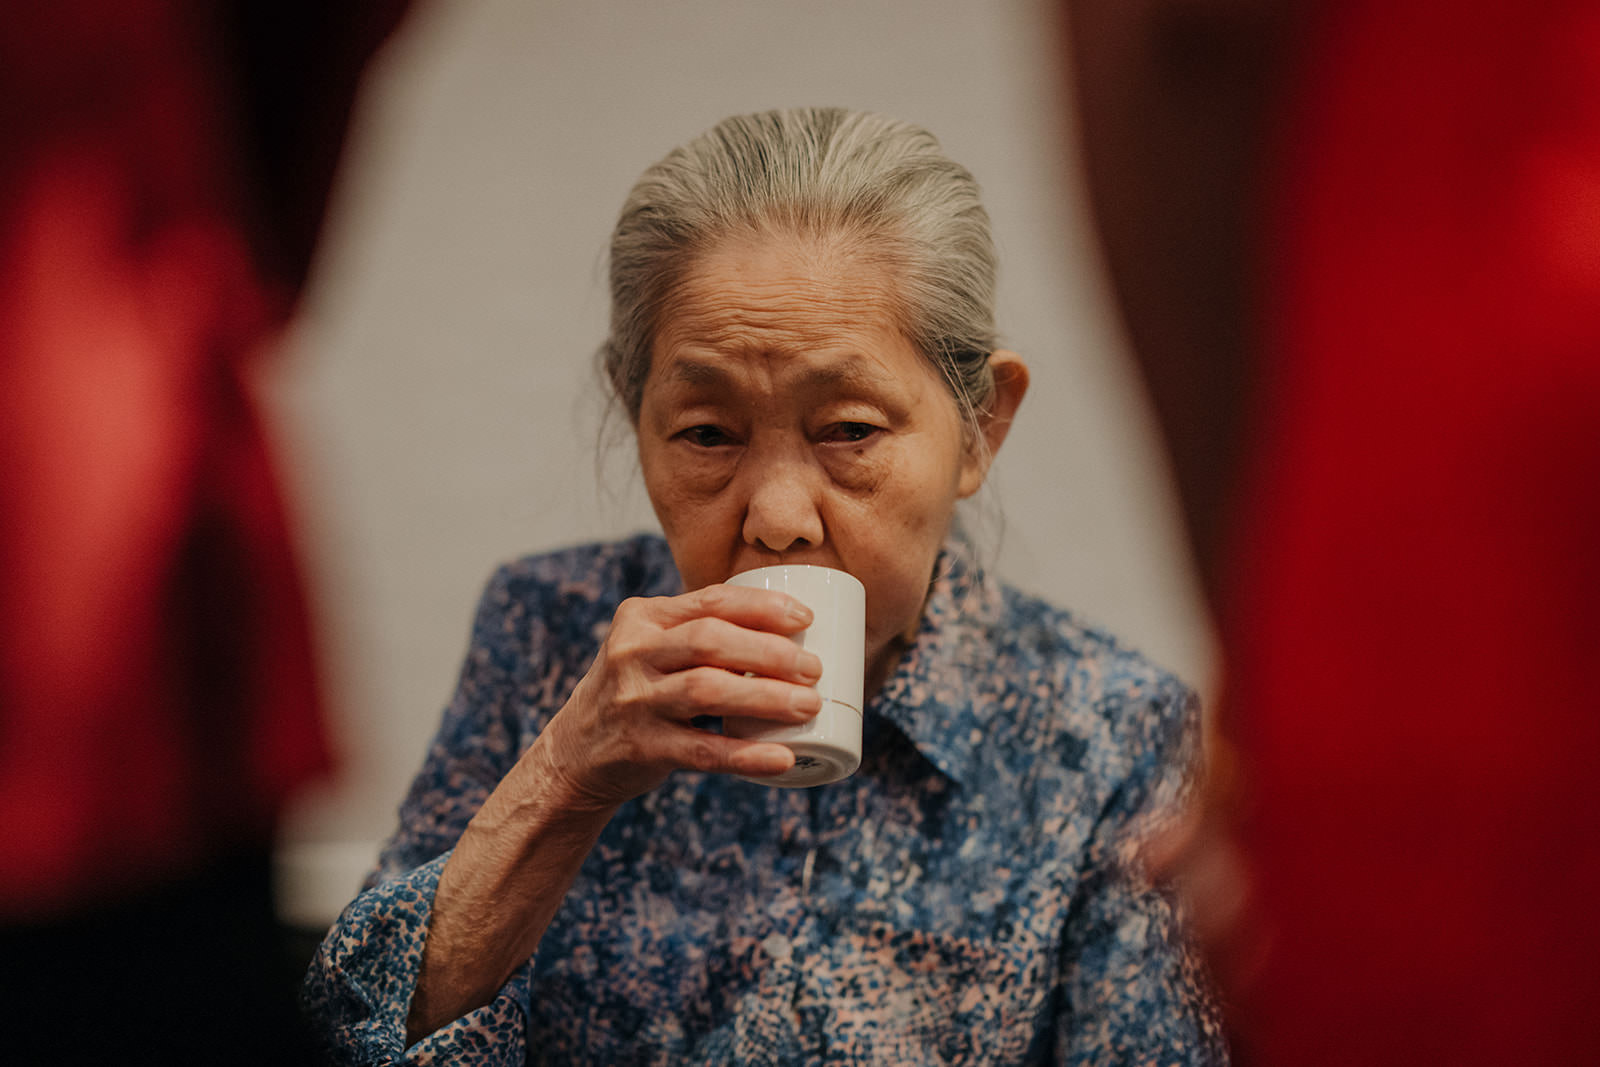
[303,533,1226,1065]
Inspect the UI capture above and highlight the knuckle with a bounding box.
[683,618,723,664]
[695,583,734,616]
[601,672,659,727]
[612,596,657,630]
[610,635,648,664]
[683,733,724,771]
[610,677,647,716]
[614,735,651,768]
[680,667,726,708]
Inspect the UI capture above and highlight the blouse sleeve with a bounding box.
[301,563,547,1065]
[1053,678,1230,1066]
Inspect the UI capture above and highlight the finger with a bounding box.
[662,727,796,779]
[644,583,814,634]
[655,666,823,723]
[651,616,822,681]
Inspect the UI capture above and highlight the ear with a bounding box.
[957,350,1030,497]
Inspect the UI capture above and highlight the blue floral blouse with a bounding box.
[302,534,1226,1065]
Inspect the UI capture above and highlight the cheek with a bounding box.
[836,452,963,652]
[863,556,937,647]
[640,448,737,588]
[657,525,729,594]
[641,438,731,505]
[648,472,716,535]
[819,447,890,495]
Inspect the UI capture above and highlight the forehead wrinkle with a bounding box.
[657,295,915,387]
[671,292,896,353]
[664,243,909,348]
[661,352,895,394]
[648,232,927,404]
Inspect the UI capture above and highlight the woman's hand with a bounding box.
[536,583,824,812]
[407,583,821,1045]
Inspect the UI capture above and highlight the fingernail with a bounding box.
[796,650,823,681]
[786,599,813,624]
[791,686,821,716]
[758,745,795,776]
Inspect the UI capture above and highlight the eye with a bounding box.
[678,425,736,448]
[821,421,881,444]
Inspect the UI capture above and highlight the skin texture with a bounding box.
[405,229,1028,1044]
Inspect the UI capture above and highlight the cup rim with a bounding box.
[727,563,865,593]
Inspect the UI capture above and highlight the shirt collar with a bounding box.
[867,533,1005,789]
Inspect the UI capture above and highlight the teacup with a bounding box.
[723,564,865,787]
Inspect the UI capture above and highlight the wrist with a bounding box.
[410,743,616,1043]
[468,735,616,865]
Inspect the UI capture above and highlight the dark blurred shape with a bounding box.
[0,0,405,1060]
[1064,0,1600,1062]
[1064,0,1293,605]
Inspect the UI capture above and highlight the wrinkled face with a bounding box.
[637,233,988,694]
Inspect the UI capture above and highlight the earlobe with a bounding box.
[957,350,1030,498]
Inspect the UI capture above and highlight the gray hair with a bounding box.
[602,107,999,429]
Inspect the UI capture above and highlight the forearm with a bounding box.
[405,740,615,1046]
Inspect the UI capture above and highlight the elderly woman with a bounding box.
[304,107,1225,1064]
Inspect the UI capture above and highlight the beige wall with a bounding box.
[263,0,1214,926]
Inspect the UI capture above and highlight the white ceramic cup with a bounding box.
[723,564,865,788]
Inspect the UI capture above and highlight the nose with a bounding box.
[740,457,825,556]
